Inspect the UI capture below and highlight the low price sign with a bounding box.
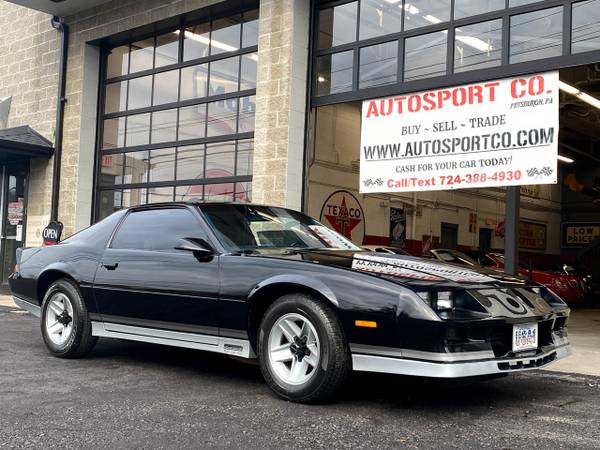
[360,72,559,193]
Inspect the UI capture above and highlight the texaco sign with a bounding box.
[319,190,366,245]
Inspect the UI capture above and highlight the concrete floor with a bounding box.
[2,295,599,377]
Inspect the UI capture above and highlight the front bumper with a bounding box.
[350,341,571,378]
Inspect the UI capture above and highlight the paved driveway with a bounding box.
[1,306,600,449]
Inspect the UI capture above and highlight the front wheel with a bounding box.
[258,294,350,403]
[40,278,97,358]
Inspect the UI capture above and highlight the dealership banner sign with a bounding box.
[562,222,600,247]
[360,72,559,193]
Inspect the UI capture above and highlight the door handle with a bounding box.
[101,262,119,270]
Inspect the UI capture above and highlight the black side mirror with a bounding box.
[174,238,214,254]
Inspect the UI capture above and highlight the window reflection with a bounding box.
[403,0,450,31]
[100,153,124,185]
[209,56,240,96]
[178,104,207,141]
[104,81,127,114]
[176,184,204,201]
[128,75,152,110]
[122,188,147,207]
[510,7,563,64]
[177,144,205,180]
[155,32,179,67]
[123,150,149,184]
[319,2,358,49]
[107,45,129,78]
[316,51,354,96]
[126,113,151,147]
[360,0,402,39]
[454,0,504,19]
[211,17,242,55]
[236,139,253,177]
[129,38,154,73]
[206,99,238,137]
[183,24,211,61]
[404,31,447,81]
[103,117,125,149]
[148,186,174,203]
[242,10,259,47]
[572,0,600,54]
[206,141,236,178]
[359,41,398,89]
[151,109,178,144]
[454,19,502,73]
[149,148,175,182]
[153,69,180,105]
[240,53,258,90]
[180,64,208,100]
[238,96,256,133]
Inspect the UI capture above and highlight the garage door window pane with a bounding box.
[509,0,542,6]
[149,148,175,182]
[359,41,398,89]
[107,45,129,78]
[123,151,149,184]
[404,0,451,31]
[98,190,121,219]
[205,183,234,202]
[180,64,208,100]
[209,56,240,96]
[100,153,124,185]
[105,81,127,113]
[242,10,259,48]
[454,20,503,73]
[236,139,253,176]
[178,104,207,141]
[122,188,147,208]
[316,51,353,96]
[206,141,236,178]
[153,69,179,106]
[183,24,210,61]
[318,2,358,49]
[240,53,257,90]
[128,75,152,110]
[238,96,256,133]
[360,0,402,39]
[177,145,205,180]
[454,0,504,19]
[155,32,179,67]
[151,109,178,144]
[130,38,154,73]
[103,117,125,149]
[404,31,447,81]
[176,185,204,201]
[572,0,600,54]
[211,17,241,55]
[510,7,563,64]
[206,99,238,137]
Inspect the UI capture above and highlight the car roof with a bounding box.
[128,201,290,211]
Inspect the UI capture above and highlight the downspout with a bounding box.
[50,16,68,222]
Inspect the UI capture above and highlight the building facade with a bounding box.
[0,0,600,281]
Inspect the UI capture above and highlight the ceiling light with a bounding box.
[557,154,574,164]
[317,76,326,83]
[403,3,420,14]
[559,80,600,110]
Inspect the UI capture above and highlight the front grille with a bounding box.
[497,351,557,371]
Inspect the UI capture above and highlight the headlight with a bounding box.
[417,291,454,311]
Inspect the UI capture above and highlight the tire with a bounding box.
[40,278,97,358]
[258,293,350,403]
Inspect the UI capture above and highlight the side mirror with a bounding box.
[174,238,214,254]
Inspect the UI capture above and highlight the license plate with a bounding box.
[513,323,538,352]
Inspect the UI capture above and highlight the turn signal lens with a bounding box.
[355,320,377,328]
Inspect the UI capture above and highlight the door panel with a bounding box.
[94,248,221,332]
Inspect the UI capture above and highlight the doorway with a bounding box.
[0,162,28,284]
[441,222,458,250]
[479,228,493,253]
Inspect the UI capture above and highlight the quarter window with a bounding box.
[111,208,205,251]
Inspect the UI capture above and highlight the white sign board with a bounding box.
[360,72,559,193]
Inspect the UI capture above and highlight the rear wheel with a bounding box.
[258,294,350,403]
[40,279,97,358]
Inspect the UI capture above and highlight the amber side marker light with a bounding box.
[355,320,377,328]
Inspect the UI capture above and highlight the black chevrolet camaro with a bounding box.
[9,203,571,403]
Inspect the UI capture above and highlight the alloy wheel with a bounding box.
[44,292,74,346]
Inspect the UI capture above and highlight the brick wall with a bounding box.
[0,1,58,245]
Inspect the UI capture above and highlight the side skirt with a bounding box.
[91,321,256,359]
[13,296,41,318]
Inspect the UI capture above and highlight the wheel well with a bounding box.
[247,283,334,352]
[36,270,75,302]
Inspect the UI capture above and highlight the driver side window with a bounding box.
[111,208,206,251]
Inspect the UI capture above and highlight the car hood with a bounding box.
[247,249,527,287]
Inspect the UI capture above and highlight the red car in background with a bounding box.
[480,253,586,304]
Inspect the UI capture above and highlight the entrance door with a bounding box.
[0,162,28,283]
[441,222,458,249]
[479,228,492,253]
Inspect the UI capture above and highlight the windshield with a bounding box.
[434,250,479,266]
[200,204,361,252]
